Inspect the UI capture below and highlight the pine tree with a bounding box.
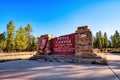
[0,32,5,52]
[31,37,38,51]
[111,30,120,48]
[15,27,27,51]
[103,32,109,48]
[29,35,35,51]
[25,24,32,51]
[94,31,104,49]
[6,21,15,52]
[98,31,104,48]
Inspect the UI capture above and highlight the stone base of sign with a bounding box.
[30,53,107,64]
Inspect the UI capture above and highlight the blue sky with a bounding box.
[0,0,120,38]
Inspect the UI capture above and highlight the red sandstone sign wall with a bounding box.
[38,26,93,56]
[52,33,75,54]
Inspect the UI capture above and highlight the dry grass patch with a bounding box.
[95,52,107,65]
[96,52,106,59]
[0,52,36,61]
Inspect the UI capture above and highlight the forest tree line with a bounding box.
[93,30,120,49]
[1,21,120,53]
[0,20,38,52]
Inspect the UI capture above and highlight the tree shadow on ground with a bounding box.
[0,60,119,80]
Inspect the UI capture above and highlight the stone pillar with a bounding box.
[75,26,93,57]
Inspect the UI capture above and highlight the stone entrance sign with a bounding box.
[34,26,105,64]
[38,26,93,56]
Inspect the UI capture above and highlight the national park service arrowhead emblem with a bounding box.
[38,36,47,50]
